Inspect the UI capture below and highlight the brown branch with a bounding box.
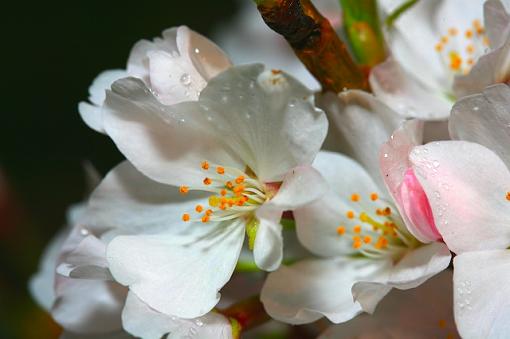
[255,0,370,92]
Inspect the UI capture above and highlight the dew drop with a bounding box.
[433,160,440,168]
[80,228,89,236]
[194,48,200,54]
[180,73,192,86]
[383,153,389,158]
[473,106,479,111]
[178,118,186,124]
[194,319,204,327]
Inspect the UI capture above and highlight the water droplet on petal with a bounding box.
[180,73,192,86]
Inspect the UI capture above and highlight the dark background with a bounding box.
[0,1,240,337]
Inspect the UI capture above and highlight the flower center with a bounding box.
[434,20,489,76]
[180,161,267,223]
[336,192,418,260]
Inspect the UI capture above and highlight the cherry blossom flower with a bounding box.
[87,64,328,319]
[260,91,450,325]
[409,83,510,338]
[371,0,510,120]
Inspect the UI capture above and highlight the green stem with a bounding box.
[385,0,418,27]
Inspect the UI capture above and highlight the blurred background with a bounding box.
[0,1,242,337]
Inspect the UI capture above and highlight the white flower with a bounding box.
[260,91,450,325]
[408,83,510,338]
[79,26,231,133]
[371,0,509,120]
[87,64,328,319]
[319,271,459,339]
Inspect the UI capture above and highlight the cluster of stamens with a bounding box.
[336,192,415,259]
[434,20,489,75]
[180,161,266,223]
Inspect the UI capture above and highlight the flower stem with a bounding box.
[254,0,370,92]
[220,295,270,338]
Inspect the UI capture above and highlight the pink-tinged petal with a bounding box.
[450,83,510,168]
[454,250,510,339]
[320,271,459,339]
[399,168,442,242]
[370,58,452,120]
[379,120,436,243]
[410,141,510,253]
[453,41,510,98]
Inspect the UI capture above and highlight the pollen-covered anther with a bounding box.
[506,192,510,201]
[203,177,212,185]
[350,193,360,202]
[370,193,378,201]
[353,225,361,234]
[346,210,355,219]
[201,161,210,170]
[201,215,210,223]
[182,213,190,222]
[336,226,346,235]
[216,166,225,175]
[363,236,372,244]
[179,186,189,194]
[195,205,203,213]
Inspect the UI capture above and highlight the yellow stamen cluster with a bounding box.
[336,192,414,258]
[435,20,489,75]
[180,161,267,223]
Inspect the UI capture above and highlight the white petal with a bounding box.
[450,83,510,167]
[320,271,458,339]
[52,277,127,334]
[353,242,451,313]
[57,235,112,280]
[454,250,510,339]
[411,141,510,253]
[294,151,387,257]
[454,41,510,98]
[317,90,404,189]
[29,229,68,310]
[83,161,205,236]
[253,207,283,272]
[261,257,391,324]
[106,220,245,318]
[485,0,510,49]
[122,292,232,339]
[370,58,451,120]
[103,65,327,186]
[78,70,127,134]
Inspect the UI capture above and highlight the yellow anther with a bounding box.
[506,192,510,201]
[351,193,360,202]
[336,226,346,235]
[466,44,475,54]
[182,213,190,222]
[220,189,227,196]
[195,205,203,213]
[353,241,362,249]
[359,212,369,222]
[353,225,362,233]
[235,176,245,184]
[201,161,210,170]
[346,210,355,219]
[448,27,458,36]
[216,166,225,175]
[203,177,212,185]
[363,236,372,244]
[353,235,361,242]
[205,209,213,216]
[201,215,210,223]
[435,43,443,52]
[233,185,245,195]
[449,52,462,71]
[370,193,378,201]
[179,186,189,194]
[226,181,234,189]
[441,36,449,44]
[209,196,219,207]
[467,58,474,66]
[438,319,447,328]
[465,29,473,38]
[383,207,392,216]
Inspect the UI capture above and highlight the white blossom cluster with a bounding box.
[30,0,510,338]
